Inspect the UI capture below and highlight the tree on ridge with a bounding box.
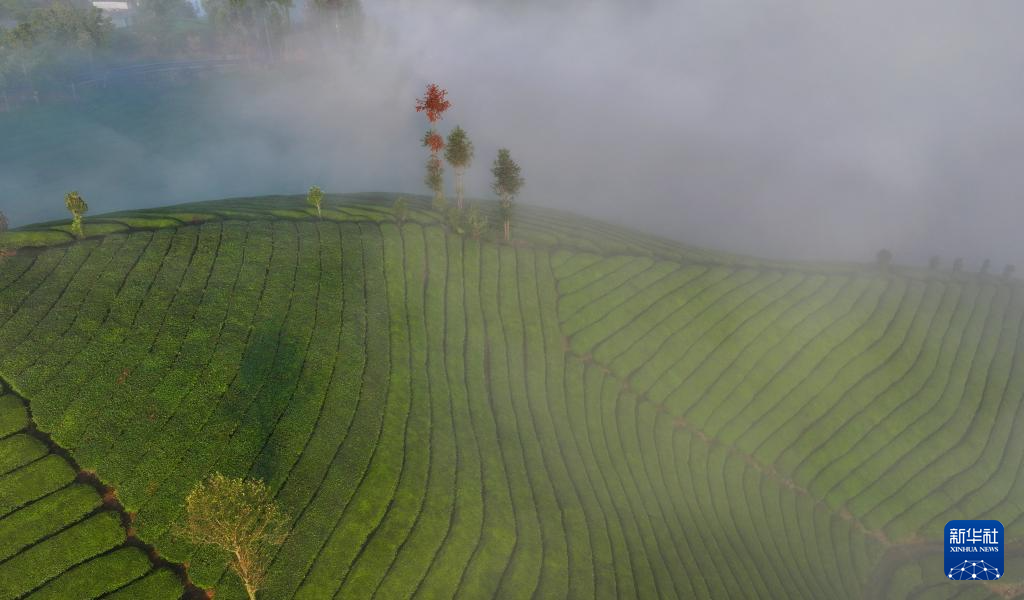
[64,191,88,239]
[416,83,451,210]
[445,125,474,209]
[307,185,323,219]
[491,148,524,242]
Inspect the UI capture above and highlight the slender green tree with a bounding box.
[176,473,290,600]
[307,185,323,219]
[64,191,88,239]
[491,148,524,241]
[445,126,474,209]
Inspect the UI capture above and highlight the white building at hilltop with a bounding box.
[91,0,134,27]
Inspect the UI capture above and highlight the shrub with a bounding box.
[0,210,7,259]
[307,186,323,219]
[876,249,893,272]
[64,192,88,239]
[444,205,465,235]
[393,196,409,225]
[467,204,489,240]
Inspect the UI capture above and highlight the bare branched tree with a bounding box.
[177,473,290,600]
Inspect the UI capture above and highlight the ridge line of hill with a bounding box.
[2,195,1018,287]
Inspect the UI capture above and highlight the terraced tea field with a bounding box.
[0,194,1019,598]
[0,384,184,599]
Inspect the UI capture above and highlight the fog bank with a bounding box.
[3,0,1024,266]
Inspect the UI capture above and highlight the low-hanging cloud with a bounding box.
[3,0,1024,266]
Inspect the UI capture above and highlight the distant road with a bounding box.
[73,57,248,88]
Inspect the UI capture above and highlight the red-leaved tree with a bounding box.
[416,84,452,209]
[422,130,445,154]
[415,83,451,124]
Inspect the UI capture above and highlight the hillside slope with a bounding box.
[0,195,1018,599]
